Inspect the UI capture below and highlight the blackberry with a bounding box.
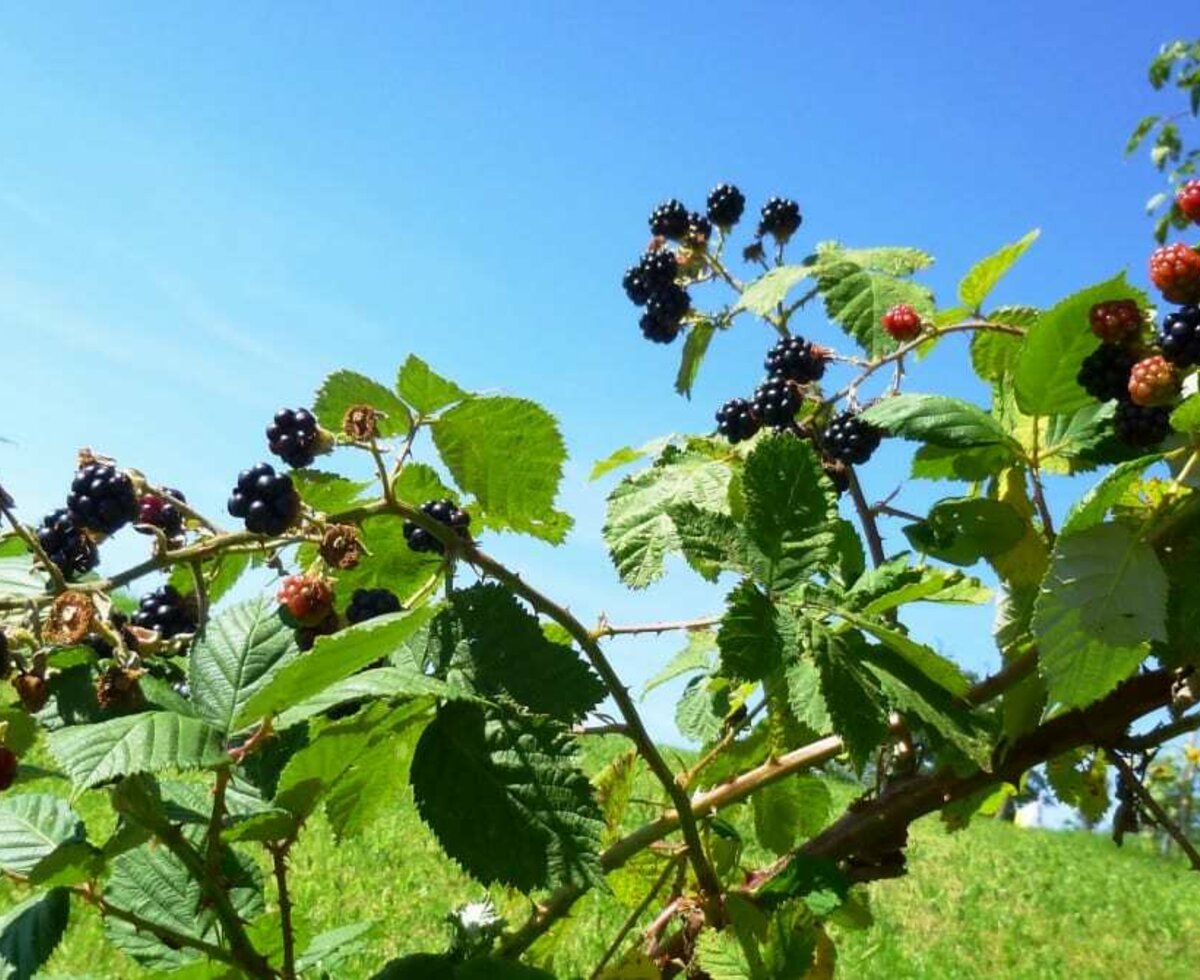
[1158,306,1200,367]
[757,197,802,242]
[131,585,196,638]
[638,250,678,292]
[1077,344,1136,402]
[277,574,334,627]
[36,509,98,580]
[751,375,800,429]
[639,312,681,345]
[267,408,321,468]
[403,499,470,554]
[296,612,339,652]
[648,199,690,240]
[346,587,404,624]
[227,463,300,535]
[1127,355,1180,407]
[882,304,922,343]
[1089,300,1142,345]
[764,336,827,383]
[1149,243,1200,305]
[639,284,691,344]
[823,412,883,466]
[715,398,761,444]
[136,488,186,539]
[1178,180,1200,224]
[66,463,136,535]
[687,211,712,242]
[0,746,16,792]
[622,266,651,306]
[706,183,745,229]
[1114,401,1172,447]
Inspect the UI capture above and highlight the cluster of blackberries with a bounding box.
[403,499,471,554]
[131,585,196,638]
[1076,298,1197,447]
[66,463,137,535]
[227,463,301,535]
[267,408,324,468]
[623,246,691,344]
[715,335,829,442]
[136,488,187,539]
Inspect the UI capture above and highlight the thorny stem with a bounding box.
[270,842,297,980]
[591,614,721,639]
[1118,710,1200,753]
[588,855,681,980]
[1109,750,1200,870]
[845,466,886,567]
[367,439,394,504]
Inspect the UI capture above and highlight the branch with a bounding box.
[1118,710,1200,752]
[270,843,297,979]
[0,483,68,592]
[844,466,885,567]
[588,855,680,980]
[1110,750,1200,870]
[591,614,721,640]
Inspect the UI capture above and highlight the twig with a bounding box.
[0,483,68,592]
[845,466,885,567]
[588,856,680,980]
[1110,750,1200,870]
[269,843,297,980]
[1028,417,1056,539]
[591,614,721,640]
[873,503,924,523]
[1118,711,1200,753]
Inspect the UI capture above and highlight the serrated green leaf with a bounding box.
[46,713,227,792]
[432,396,571,543]
[325,723,422,840]
[396,354,470,415]
[296,922,378,975]
[314,369,411,439]
[589,436,677,483]
[836,608,971,697]
[862,394,1018,451]
[736,265,811,316]
[903,497,1026,566]
[0,795,84,875]
[718,581,782,683]
[755,853,849,916]
[0,710,36,756]
[604,451,733,588]
[910,444,1015,481]
[189,596,300,736]
[233,605,437,730]
[1034,522,1166,708]
[274,666,463,730]
[802,622,888,769]
[290,470,373,513]
[27,841,105,888]
[410,702,604,892]
[1171,393,1200,432]
[170,551,252,608]
[970,329,1023,382]
[669,503,747,583]
[676,318,717,398]
[958,229,1039,309]
[675,675,732,744]
[752,777,832,856]
[0,557,48,599]
[0,890,69,980]
[694,928,755,980]
[1014,274,1148,416]
[846,559,990,616]
[392,461,457,506]
[642,631,716,697]
[1038,403,1117,475]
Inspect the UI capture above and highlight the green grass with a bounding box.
[7,737,1200,979]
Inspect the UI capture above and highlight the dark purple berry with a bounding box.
[1158,306,1200,368]
[36,509,98,580]
[1114,401,1172,447]
[715,398,761,444]
[706,184,745,229]
[66,463,137,535]
[1077,345,1137,402]
[752,376,800,428]
[346,588,404,624]
[403,500,470,554]
[648,199,690,240]
[227,463,300,536]
[765,336,827,384]
[823,412,883,466]
[758,198,802,242]
[131,585,195,639]
[267,408,322,468]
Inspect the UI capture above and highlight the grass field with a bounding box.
[6,736,1200,979]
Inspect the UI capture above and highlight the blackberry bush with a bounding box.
[67,462,137,535]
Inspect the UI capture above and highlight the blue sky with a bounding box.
[0,3,1190,741]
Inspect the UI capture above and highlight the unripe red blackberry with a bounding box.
[822,412,883,466]
[1089,300,1142,344]
[277,574,335,627]
[757,198,802,242]
[67,463,137,535]
[0,746,16,791]
[404,500,471,554]
[1158,306,1200,367]
[881,304,922,343]
[764,336,827,384]
[1114,401,1172,447]
[1128,355,1180,407]
[1077,344,1137,402]
[1149,243,1200,305]
[706,183,746,229]
[648,199,690,240]
[715,398,761,444]
[751,376,800,429]
[1177,180,1200,225]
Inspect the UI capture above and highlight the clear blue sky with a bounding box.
[0,3,1188,741]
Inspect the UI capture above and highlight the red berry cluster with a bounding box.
[881,304,923,343]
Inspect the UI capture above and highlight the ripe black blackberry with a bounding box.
[757,197,802,242]
[822,412,883,465]
[639,312,681,345]
[1158,306,1200,368]
[403,499,471,554]
[1077,344,1137,402]
[622,266,651,306]
[227,463,300,535]
[638,250,678,292]
[751,375,800,428]
[267,408,321,468]
[346,587,404,624]
[715,398,761,444]
[706,183,745,229]
[648,199,690,240]
[131,585,195,638]
[647,283,690,323]
[687,211,712,242]
[66,463,137,535]
[137,488,186,539]
[1114,401,1172,447]
[764,336,827,384]
[36,509,99,580]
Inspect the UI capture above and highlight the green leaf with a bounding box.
[188,597,299,736]
[1038,403,1118,475]
[0,557,48,599]
[1034,523,1167,707]
[846,559,990,616]
[669,504,747,583]
[694,928,756,980]
[0,890,69,980]
[1014,274,1147,416]
[396,354,470,415]
[27,841,105,888]
[736,265,811,316]
[589,436,676,483]
[910,444,1015,481]
[676,675,731,744]
[815,253,935,358]
[233,605,437,730]
[604,451,733,588]
[741,437,839,589]
[432,396,571,543]
[325,722,423,840]
[836,609,971,697]
[970,329,1024,382]
[903,497,1027,566]
[1170,393,1200,433]
[718,581,783,683]
[47,713,227,792]
[290,470,373,513]
[170,551,252,608]
[1061,454,1163,536]
[314,369,411,438]
[958,229,1040,309]
[676,318,717,398]
[752,777,832,855]
[274,666,463,730]
[755,853,849,916]
[861,394,1018,450]
[410,702,604,891]
[0,710,36,757]
[0,795,84,875]
[802,622,888,769]
[296,922,378,975]
[642,631,716,697]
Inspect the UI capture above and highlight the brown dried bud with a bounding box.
[45,591,95,645]
[320,523,364,570]
[12,673,48,713]
[342,405,380,442]
[742,240,766,263]
[96,666,144,712]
